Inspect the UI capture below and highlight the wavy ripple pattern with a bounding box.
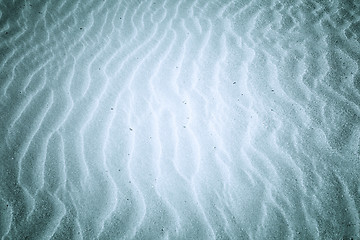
[1,0,360,239]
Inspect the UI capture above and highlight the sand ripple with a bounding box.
[1,0,360,239]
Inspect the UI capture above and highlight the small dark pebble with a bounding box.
[233,82,236,84]
[5,32,8,34]
[111,108,113,110]
[129,128,133,131]
[80,28,83,30]
[271,89,274,92]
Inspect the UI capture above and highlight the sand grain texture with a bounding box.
[1,0,360,239]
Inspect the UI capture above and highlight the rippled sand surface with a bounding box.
[1,0,360,239]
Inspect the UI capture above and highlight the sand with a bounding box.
[1,0,360,239]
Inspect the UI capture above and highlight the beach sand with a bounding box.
[1,0,360,239]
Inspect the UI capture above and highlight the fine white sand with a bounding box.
[1,0,360,239]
